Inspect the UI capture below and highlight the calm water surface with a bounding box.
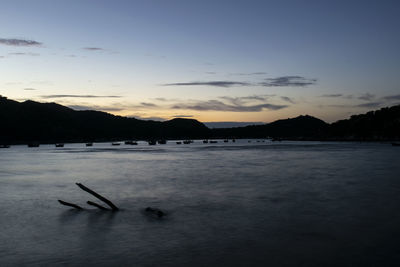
[0,140,399,266]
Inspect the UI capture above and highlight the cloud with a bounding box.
[40,95,122,99]
[358,93,375,101]
[219,95,273,106]
[205,72,216,74]
[162,81,251,87]
[229,72,267,76]
[129,115,166,121]
[139,102,157,107]
[9,52,40,56]
[82,47,104,51]
[320,94,343,98]
[383,94,400,101]
[0,38,42,46]
[171,100,287,112]
[356,102,382,108]
[260,76,316,87]
[281,96,295,104]
[128,102,159,109]
[23,88,37,91]
[68,105,123,112]
[173,115,194,118]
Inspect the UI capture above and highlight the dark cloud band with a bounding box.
[41,95,122,99]
[261,76,316,87]
[0,38,42,46]
[163,81,251,87]
[172,100,287,112]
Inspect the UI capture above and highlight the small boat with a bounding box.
[176,141,182,145]
[55,143,64,147]
[148,140,156,145]
[392,143,400,146]
[28,142,40,147]
[0,144,10,148]
[223,139,229,143]
[210,140,218,144]
[232,139,236,142]
[86,143,93,147]
[157,139,167,145]
[112,142,121,146]
[203,140,209,144]
[183,140,192,144]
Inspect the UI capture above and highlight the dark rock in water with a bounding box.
[145,207,165,218]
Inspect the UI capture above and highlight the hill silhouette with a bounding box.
[328,105,400,141]
[211,115,328,139]
[0,96,209,144]
[1,96,399,144]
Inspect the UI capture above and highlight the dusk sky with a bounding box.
[1,0,399,124]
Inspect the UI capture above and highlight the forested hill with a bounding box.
[0,96,210,143]
[327,105,400,140]
[1,96,399,144]
[210,115,328,139]
[210,105,400,140]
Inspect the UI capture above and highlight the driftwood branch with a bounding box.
[76,183,119,211]
[87,201,110,210]
[58,199,83,210]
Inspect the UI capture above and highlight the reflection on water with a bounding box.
[1,140,400,266]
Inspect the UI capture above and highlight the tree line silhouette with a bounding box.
[1,96,399,144]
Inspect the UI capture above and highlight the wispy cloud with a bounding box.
[68,104,124,112]
[172,100,287,112]
[129,114,166,121]
[154,97,167,101]
[281,96,295,104]
[383,94,400,101]
[219,95,274,106]
[162,81,251,87]
[320,94,343,98]
[173,115,194,118]
[139,102,157,107]
[229,72,267,76]
[82,47,104,51]
[358,93,375,101]
[356,102,382,108]
[23,88,37,91]
[0,38,42,46]
[260,76,316,87]
[40,95,122,99]
[8,52,40,56]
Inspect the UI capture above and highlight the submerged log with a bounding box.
[76,183,119,211]
[58,199,83,210]
[87,201,109,210]
[145,207,165,218]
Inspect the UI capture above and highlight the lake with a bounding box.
[0,140,399,266]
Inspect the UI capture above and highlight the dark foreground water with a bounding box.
[0,140,399,266]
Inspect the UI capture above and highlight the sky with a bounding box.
[1,0,400,124]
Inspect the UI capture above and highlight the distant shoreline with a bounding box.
[1,96,399,145]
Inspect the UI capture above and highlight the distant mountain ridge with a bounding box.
[1,96,399,144]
